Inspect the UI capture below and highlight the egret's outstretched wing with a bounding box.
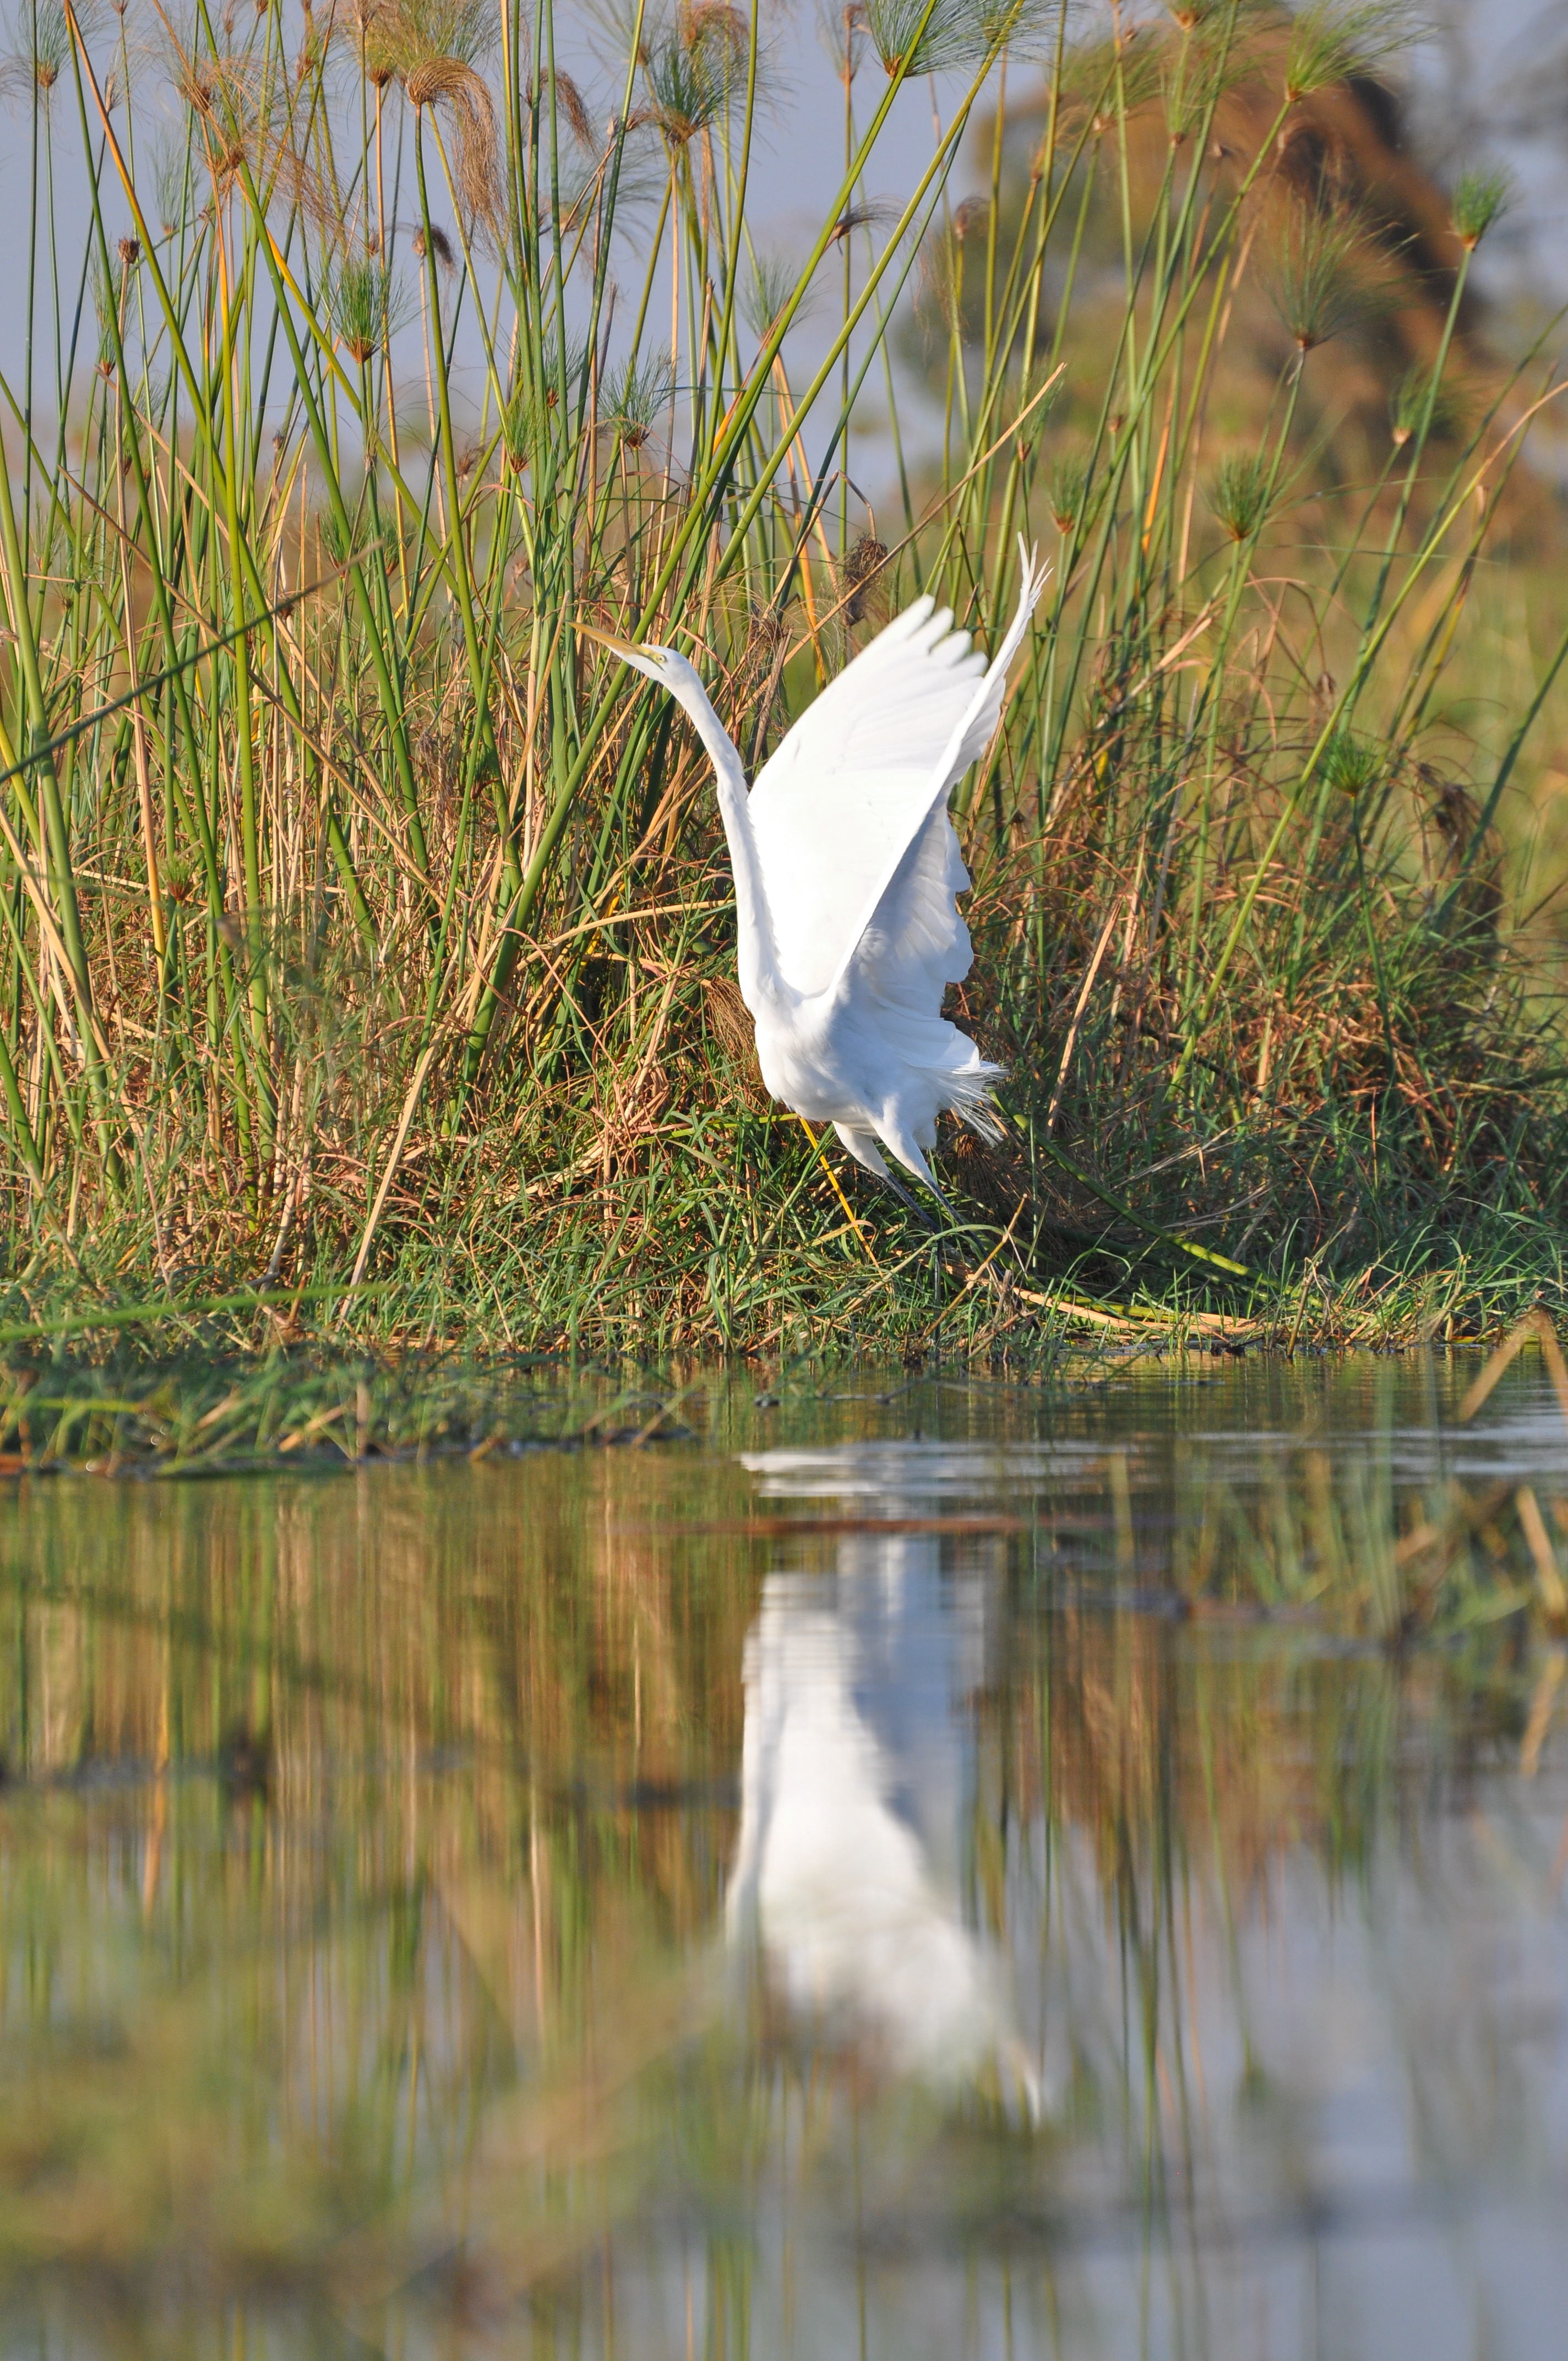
[746,548,1049,999]
[846,798,976,1020]
[829,546,1049,1006]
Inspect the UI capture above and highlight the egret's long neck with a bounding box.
[671,681,782,1008]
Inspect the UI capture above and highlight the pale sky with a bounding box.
[0,0,1558,499]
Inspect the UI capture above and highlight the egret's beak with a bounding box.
[575,617,644,662]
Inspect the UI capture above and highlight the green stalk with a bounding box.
[0,453,120,1189]
[216,226,275,1176]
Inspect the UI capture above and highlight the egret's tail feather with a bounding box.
[941,1057,1008,1144]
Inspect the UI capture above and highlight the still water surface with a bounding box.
[3,1353,1568,2358]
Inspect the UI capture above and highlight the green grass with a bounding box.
[0,0,1565,1358]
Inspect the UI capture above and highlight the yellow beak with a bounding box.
[575,617,644,662]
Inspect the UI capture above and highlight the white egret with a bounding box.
[579,542,1049,1207]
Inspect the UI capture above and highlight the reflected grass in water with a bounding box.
[0,1358,1566,2355]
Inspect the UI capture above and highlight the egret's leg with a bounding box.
[876,1168,940,1233]
[794,1118,879,1260]
[879,1124,956,1225]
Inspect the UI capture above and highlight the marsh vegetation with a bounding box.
[0,0,1566,1357]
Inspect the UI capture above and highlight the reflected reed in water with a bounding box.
[2,1353,1567,2357]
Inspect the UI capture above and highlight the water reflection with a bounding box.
[1,1358,1567,2357]
[728,1505,1033,2107]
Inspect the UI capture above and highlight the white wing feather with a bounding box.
[747,597,983,995]
[746,549,1049,1001]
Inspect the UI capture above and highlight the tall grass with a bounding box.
[0,0,1564,1350]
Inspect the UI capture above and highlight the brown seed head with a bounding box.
[540,68,593,146]
[413,222,455,270]
[828,200,894,246]
[679,1,748,56]
[838,532,888,626]
[400,55,499,227]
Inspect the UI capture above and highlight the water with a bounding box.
[3,1352,1568,2358]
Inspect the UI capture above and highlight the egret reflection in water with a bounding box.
[728,1455,1038,2110]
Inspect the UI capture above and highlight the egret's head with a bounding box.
[576,620,703,699]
